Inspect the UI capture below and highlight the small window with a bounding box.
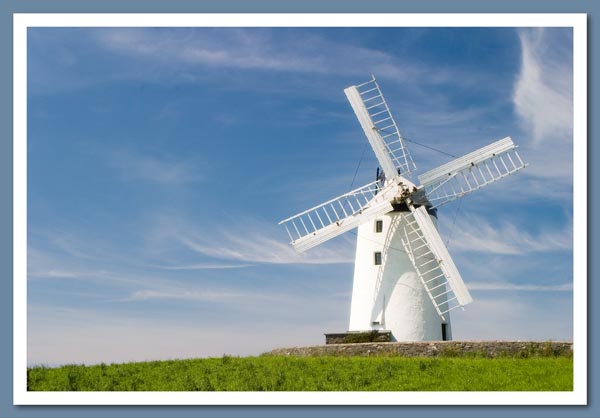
[374,252,382,265]
[375,220,383,233]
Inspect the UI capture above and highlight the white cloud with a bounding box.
[180,233,354,265]
[29,269,84,280]
[92,27,503,98]
[451,295,572,341]
[27,310,342,366]
[513,28,573,145]
[28,264,174,289]
[125,288,271,302]
[175,216,355,265]
[108,148,202,185]
[443,214,572,255]
[512,28,573,189]
[94,28,416,80]
[152,262,255,270]
[467,281,572,292]
[28,243,192,290]
[27,292,572,366]
[27,298,349,366]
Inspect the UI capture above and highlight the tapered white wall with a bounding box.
[348,210,452,341]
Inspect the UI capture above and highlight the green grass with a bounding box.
[27,355,573,391]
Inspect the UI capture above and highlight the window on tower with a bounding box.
[374,252,382,265]
[375,219,383,233]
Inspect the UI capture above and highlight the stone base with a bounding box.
[325,331,392,345]
[269,340,573,357]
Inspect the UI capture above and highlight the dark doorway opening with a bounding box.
[441,323,448,341]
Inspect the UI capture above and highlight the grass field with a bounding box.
[27,354,573,391]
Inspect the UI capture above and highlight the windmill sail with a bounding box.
[279,180,395,253]
[399,206,473,320]
[413,137,527,208]
[345,76,415,180]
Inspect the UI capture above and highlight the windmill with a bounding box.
[279,75,527,342]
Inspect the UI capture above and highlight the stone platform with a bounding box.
[268,340,573,358]
[325,331,392,344]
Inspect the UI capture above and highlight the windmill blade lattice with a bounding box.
[279,180,396,253]
[344,76,416,180]
[413,137,527,208]
[399,206,473,320]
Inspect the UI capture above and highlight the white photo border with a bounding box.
[13,13,587,405]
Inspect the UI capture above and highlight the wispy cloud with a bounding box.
[91,27,509,102]
[137,210,355,266]
[124,288,272,302]
[152,262,255,270]
[512,28,573,188]
[443,214,572,255]
[29,269,87,280]
[513,28,573,145]
[179,225,354,265]
[27,306,344,365]
[468,281,572,292]
[30,27,509,101]
[108,148,202,185]
[451,295,572,341]
[28,262,172,289]
[94,28,416,80]
[28,241,186,290]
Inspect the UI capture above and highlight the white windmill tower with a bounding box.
[279,75,527,342]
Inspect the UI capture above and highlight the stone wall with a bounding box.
[267,341,573,358]
[325,331,392,344]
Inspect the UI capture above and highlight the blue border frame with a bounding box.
[1,1,596,416]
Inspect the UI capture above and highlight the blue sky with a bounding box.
[27,27,574,366]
